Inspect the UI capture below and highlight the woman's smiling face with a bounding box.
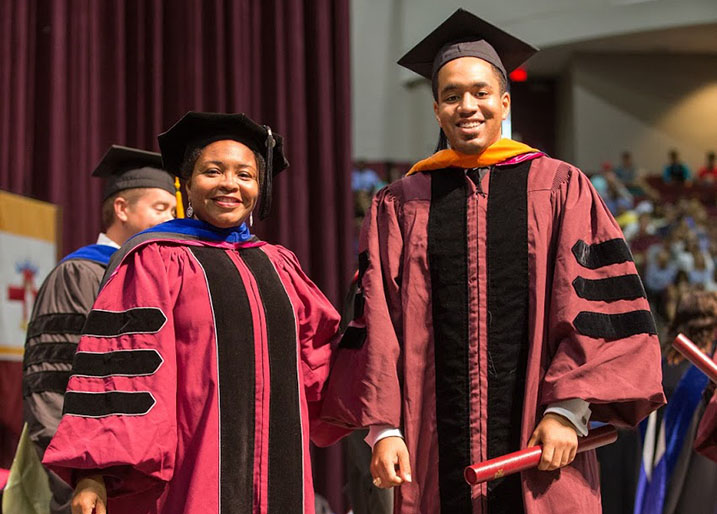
[185,139,260,228]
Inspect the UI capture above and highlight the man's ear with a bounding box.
[113,195,129,223]
[501,92,511,121]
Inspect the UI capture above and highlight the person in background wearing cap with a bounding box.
[22,145,176,514]
[43,112,348,514]
[322,8,665,514]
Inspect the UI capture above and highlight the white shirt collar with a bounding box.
[96,233,120,249]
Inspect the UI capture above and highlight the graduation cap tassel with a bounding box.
[259,126,275,220]
[174,177,185,218]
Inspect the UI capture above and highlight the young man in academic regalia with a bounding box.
[322,9,665,514]
[23,146,176,514]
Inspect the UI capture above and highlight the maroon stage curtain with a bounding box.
[0,0,352,510]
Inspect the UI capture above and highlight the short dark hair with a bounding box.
[670,291,717,347]
[179,147,203,180]
[491,64,508,95]
[101,188,144,231]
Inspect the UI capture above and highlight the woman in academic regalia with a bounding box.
[635,291,717,514]
[43,112,347,514]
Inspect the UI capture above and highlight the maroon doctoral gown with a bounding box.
[43,223,346,514]
[322,153,665,514]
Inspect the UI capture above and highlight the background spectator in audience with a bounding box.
[626,210,661,276]
[384,162,405,184]
[644,244,679,320]
[615,151,637,185]
[689,251,716,291]
[665,271,692,329]
[675,232,701,272]
[653,203,678,238]
[663,149,692,184]
[698,152,717,182]
[591,163,634,215]
[624,206,656,242]
[351,160,384,193]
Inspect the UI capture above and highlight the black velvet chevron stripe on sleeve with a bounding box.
[23,342,78,368]
[63,391,156,417]
[26,313,86,339]
[573,310,657,340]
[572,275,646,302]
[22,370,72,396]
[72,349,163,377]
[572,239,633,269]
[82,307,167,337]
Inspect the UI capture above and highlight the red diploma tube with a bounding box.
[673,333,717,383]
[464,424,618,485]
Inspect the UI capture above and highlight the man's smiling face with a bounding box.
[433,57,510,155]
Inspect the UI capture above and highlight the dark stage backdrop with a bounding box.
[0,0,352,510]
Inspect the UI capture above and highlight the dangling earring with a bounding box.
[186,200,194,218]
[249,212,254,228]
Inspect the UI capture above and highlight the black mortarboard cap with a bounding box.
[158,111,289,219]
[397,8,538,96]
[92,145,175,201]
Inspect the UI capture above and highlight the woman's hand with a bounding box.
[72,475,107,514]
[370,436,412,488]
[527,413,579,471]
